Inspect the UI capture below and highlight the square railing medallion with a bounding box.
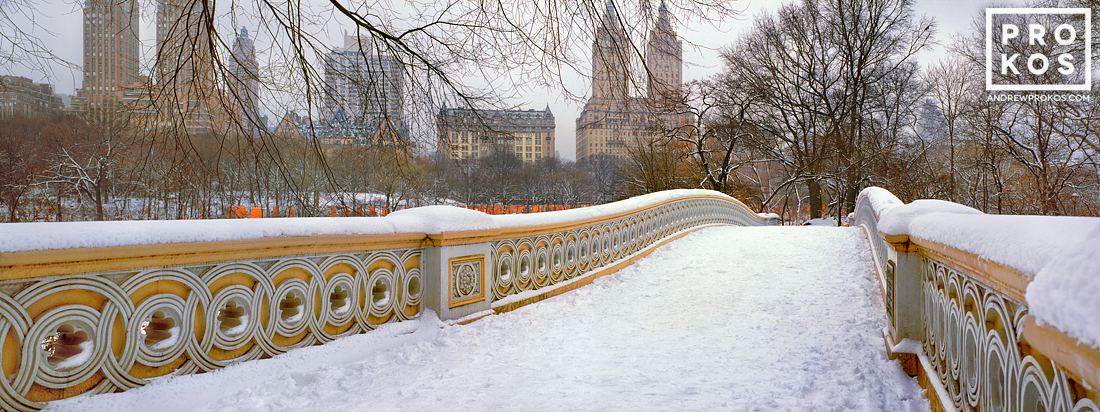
[449,254,486,308]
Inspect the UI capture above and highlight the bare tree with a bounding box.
[665,79,755,193]
[0,115,48,221]
[623,134,687,194]
[924,59,972,201]
[721,0,931,221]
[40,115,127,221]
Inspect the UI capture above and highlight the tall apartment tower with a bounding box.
[591,0,631,103]
[156,0,216,133]
[645,1,682,103]
[322,34,405,138]
[576,0,686,162]
[227,27,262,133]
[78,0,141,114]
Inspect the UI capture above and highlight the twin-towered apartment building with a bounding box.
[576,0,688,162]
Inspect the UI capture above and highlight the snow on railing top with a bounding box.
[490,189,765,229]
[0,189,763,254]
[0,215,403,254]
[1027,230,1100,349]
[876,199,983,236]
[857,186,1100,349]
[854,186,903,218]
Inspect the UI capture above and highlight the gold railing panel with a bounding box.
[0,249,422,410]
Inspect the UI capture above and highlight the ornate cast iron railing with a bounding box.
[0,190,773,410]
[853,188,1099,412]
[488,198,761,303]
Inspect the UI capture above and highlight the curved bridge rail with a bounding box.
[853,188,1099,412]
[488,198,763,303]
[0,190,773,410]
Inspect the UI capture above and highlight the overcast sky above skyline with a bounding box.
[10,0,1024,160]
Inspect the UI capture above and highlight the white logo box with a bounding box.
[985,8,1092,91]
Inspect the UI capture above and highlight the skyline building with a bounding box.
[322,34,405,140]
[75,0,141,114]
[645,0,683,105]
[591,0,631,103]
[576,0,689,162]
[227,27,263,133]
[438,107,556,163]
[0,75,63,118]
[155,0,216,133]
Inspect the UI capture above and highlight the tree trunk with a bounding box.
[94,185,105,221]
[807,179,822,219]
[7,195,17,222]
[55,187,63,222]
[1040,186,1059,215]
[948,129,956,202]
[843,172,858,217]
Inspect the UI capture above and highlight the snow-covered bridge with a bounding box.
[46,226,925,411]
[0,189,1096,411]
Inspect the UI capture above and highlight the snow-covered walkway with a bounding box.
[50,226,927,411]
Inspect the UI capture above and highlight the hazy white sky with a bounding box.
[10,0,1024,160]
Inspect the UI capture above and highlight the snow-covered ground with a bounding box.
[48,226,926,412]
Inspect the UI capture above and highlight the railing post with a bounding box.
[422,242,494,322]
[881,235,924,378]
[888,238,923,343]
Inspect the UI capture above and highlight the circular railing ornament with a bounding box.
[517,249,534,290]
[325,273,358,326]
[273,279,311,337]
[211,287,254,350]
[551,242,565,281]
[33,311,101,387]
[535,247,550,279]
[132,296,188,366]
[367,269,395,321]
[404,268,423,308]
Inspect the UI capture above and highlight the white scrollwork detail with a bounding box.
[922,259,1099,412]
[489,198,768,301]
